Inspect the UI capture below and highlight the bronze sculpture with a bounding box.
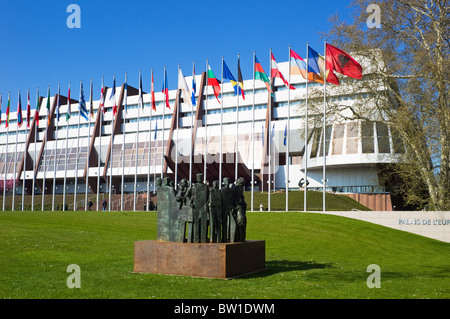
[156,175,247,244]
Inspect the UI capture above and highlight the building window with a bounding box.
[391,127,405,154]
[346,122,359,154]
[362,121,375,153]
[376,122,390,153]
[319,125,332,157]
[310,129,321,158]
[331,123,345,155]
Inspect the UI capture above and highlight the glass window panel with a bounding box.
[362,121,374,153]
[376,122,390,153]
[332,124,345,155]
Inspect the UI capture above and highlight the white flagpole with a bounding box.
[3,93,10,211]
[74,81,82,211]
[204,60,208,181]
[63,83,70,211]
[323,40,327,212]
[304,43,310,212]
[251,52,256,212]
[146,70,152,211]
[121,72,127,212]
[268,49,272,211]
[134,71,141,211]
[97,77,104,211]
[52,85,60,211]
[42,87,50,211]
[175,64,180,190]
[109,74,116,212]
[22,90,29,211]
[235,54,240,182]
[161,66,166,180]
[190,62,195,185]
[85,78,93,211]
[12,91,19,211]
[286,46,292,212]
[219,57,224,188]
[32,89,38,211]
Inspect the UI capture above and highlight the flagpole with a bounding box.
[134,71,141,212]
[190,62,195,186]
[109,74,116,212]
[161,66,166,180]
[74,81,82,211]
[121,72,127,212]
[323,40,327,212]
[22,90,29,211]
[12,91,19,211]
[251,52,255,212]
[85,78,93,211]
[268,49,272,212]
[146,70,152,211]
[219,57,224,188]
[204,60,208,182]
[32,89,38,211]
[175,64,180,190]
[63,83,70,211]
[42,86,50,211]
[286,46,292,212]
[52,84,60,211]
[304,43,310,212]
[235,54,240,182]
[97,77,104,211]
[3,93,9,211]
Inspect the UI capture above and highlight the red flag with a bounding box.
[207,65,221,103]
[151,69,156,111]
[326,44,362,85]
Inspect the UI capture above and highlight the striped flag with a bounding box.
[237,57,245,100]
[271,52,294,89]
[6,93,10,128]
[100,83,105,114]
[111,75,117,115]
[207,64,221,103]
[0,94,2,126]
[255,55,271,92]
[191,63,196,106]
[139,71,143,109]
[151,69,156,111]
[222,59,238,96]
[79,82,88,121]
[162,68,170,109]
[17,92,23,127]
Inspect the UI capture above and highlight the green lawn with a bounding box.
[0,211,448,299]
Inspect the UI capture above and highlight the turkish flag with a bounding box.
[326,44,362,85]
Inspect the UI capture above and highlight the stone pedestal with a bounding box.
[134,240,266,279]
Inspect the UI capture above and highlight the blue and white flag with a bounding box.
[191,63,196,106]
[79,82,88,121]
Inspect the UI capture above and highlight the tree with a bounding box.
[322,0,449,210]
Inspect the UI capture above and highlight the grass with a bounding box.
[0,210,449,299]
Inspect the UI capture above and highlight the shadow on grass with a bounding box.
[239,260,333,279]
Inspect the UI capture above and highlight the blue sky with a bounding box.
[0,0,355,110]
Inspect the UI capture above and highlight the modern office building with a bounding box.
[0,59,402,211]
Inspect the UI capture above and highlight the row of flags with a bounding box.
[0,43,362,130]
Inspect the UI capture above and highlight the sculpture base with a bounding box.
[134,240,266,279]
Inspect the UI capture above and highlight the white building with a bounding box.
[0,59,402,211]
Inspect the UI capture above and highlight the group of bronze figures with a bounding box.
[156,174,247,243]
